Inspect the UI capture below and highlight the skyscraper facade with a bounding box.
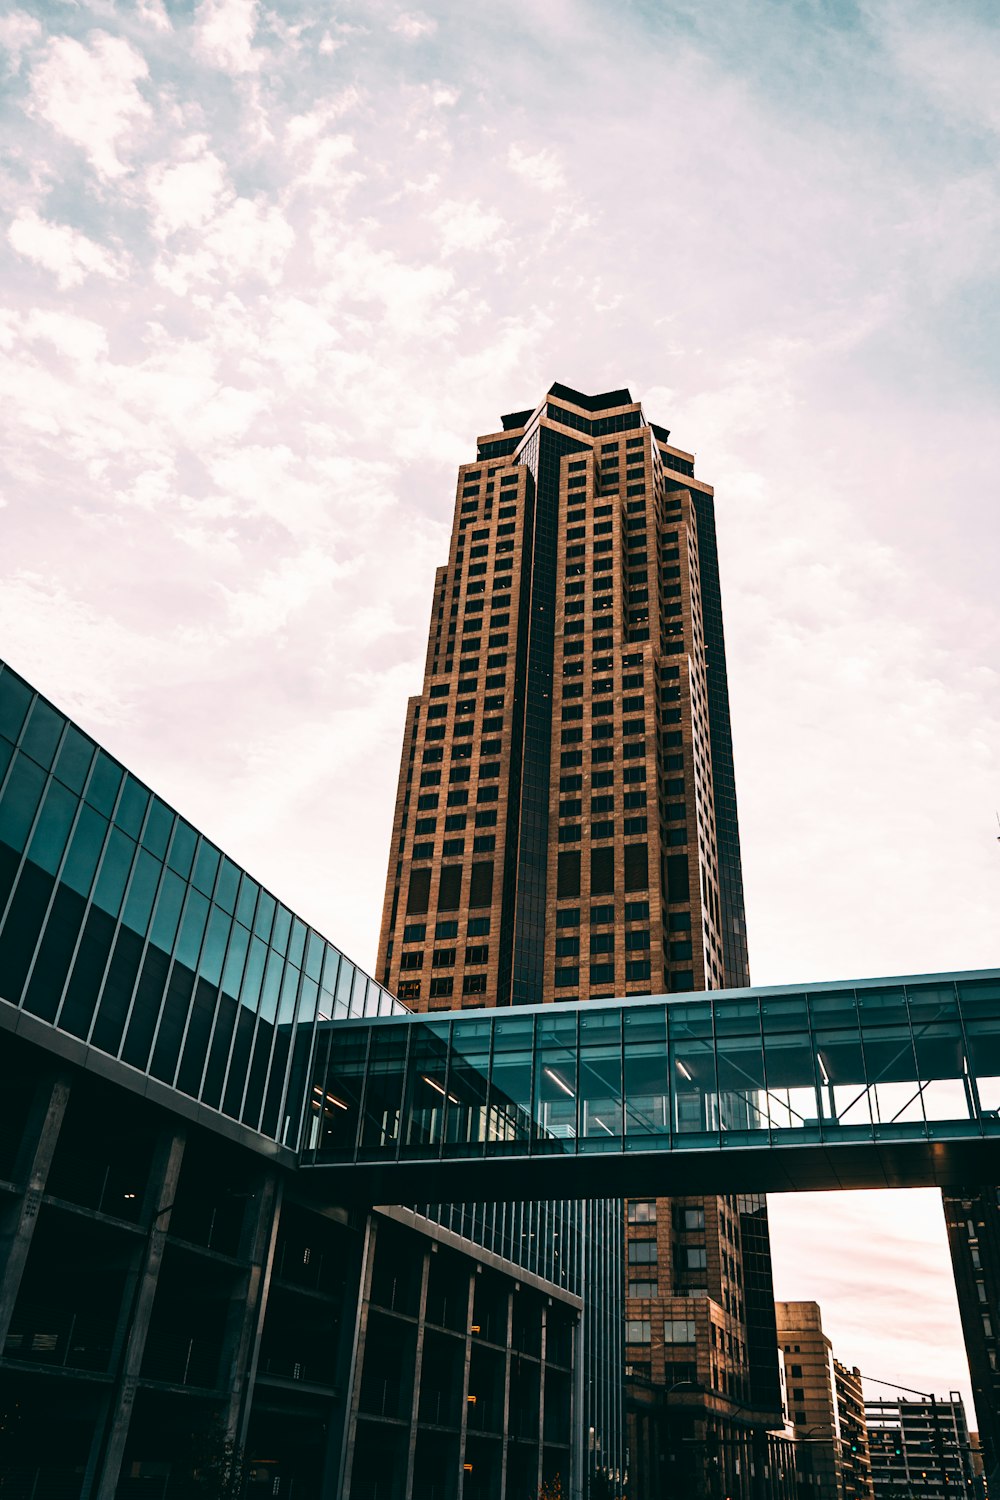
[376,383,782,1491]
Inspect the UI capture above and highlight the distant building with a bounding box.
[776,1302,874,1500]
[866,1394,978,1500]
[943,1188,1000,1491]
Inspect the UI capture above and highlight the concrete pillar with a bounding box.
[0,1068,70,1347]
[456,1266,476,1498]
[91,1127,186,1500]
[339,1214,379,1500]
[225,1168,283,1446]
[403,1244,432,1499]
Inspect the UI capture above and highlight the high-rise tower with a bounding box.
[377,383,782,1492]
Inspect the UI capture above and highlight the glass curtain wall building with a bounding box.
[375,383,781,1492]
[0,659,584,1500]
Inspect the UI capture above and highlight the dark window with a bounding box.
[407,868,431,914]
[438,866,462,911]
[557,850,581,898]
[666,853,689,902]
[430,977,454,998]
[624,844,648,892]
[469,861,493,908]
[590,846,614,896]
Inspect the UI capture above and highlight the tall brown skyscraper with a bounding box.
[377,383,782,1491]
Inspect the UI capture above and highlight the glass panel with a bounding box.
[85,752,122,818]
[192,840,220,897]
[762,1031,819,1132]
[360,1027,408,1153]
[966,1019,1000,1117]
[197,905,231,988]
[0,754,46,853]
[175,889,210,971]
[61,804,108,897]
[142,798,173,860]
[813,1027,871,1129]
[668,1013,717,1136]
[149,869,186,955]
[253,889,276,941]
[277,962,300,1025]
[314,1027,366,1156]
[334,958,355,1019]
[92,829,137,919]
[215,857,240,914]
[271,905,291,957]
[287,919,307,970]
[403,1021,452,1153]
[239,936,268,1014]
[716,1031,768,1135]
[911,1022,971,1122]
[861,1025,922,1127]
[489,1016,535,1148]
[115,776,149,839]
[221,922,250,999]
[53,725,94,795]
[167,818,197,879]
[0,670,33,743]
[907,982,959,1027]
[444,1018,492,1150]
[579,1008,623,1143]
[807,990,858,1028]
[304,931,324,983]
[20,699,63,770]
[235,875,258,930]
[534,1011,578,1145]
[622,1005,668,1139]
[856,986,908,1026]
[122,848,163,935]
[27,780,77,876]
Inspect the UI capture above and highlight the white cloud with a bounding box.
[507,142,567,194]
[147,141,230,238]
[391,12,437,40]
[0,10,42,75]
[8,209,125,288]
[29,32,150,180]
[194,0,260,73]
[430,198,508,257]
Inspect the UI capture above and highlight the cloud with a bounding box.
[391,12,437,40]
[194,0,260,73]
[28,32,150,180]
[8,209,125,288]
[507,142,567,194]
[0,10,42,75]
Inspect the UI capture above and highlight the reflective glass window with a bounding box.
[20,698,63,770]
[61,804,108,897]
[92,829,137,919]
[53,725,94,795]
[236,876,259,930]
[142,798,173,860]
[122,848,163,934]
[215,857,240,914]
[0,671,32,743]
[0,754,46,853]
[116,775,149,839]
[192,839,220,897]
[167,818,197,879]
[27,779,76,876]
[85,752,123,817]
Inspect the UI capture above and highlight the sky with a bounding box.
[2,0,999,1418]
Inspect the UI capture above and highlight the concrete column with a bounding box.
[225,1168,283,1445]
[403,1244,432,1499]
[456,1266,476,1498]
[91,1127,186,1500]
[0,1068,70,1347]
[500,1287,513,1500]
[339,1214,379,1500]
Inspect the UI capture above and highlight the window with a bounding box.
[682,1207,705,1231]
[429,977,453,998]
[591,846,614,896]
[433,948,456,967]
[463,974,487,995]
[465,945,489,964]
[590,962,614,984]
[556,907,580,927]
[557,850,581,898]
[664,1320,696,1344]
[590,932,614,953]
[436,920,459,938]
[438,866,462,910]
[628,1201,656,1224]
[554,967,579,988]
[399,951,423,970]
[407,868,431,914]
[685,1247,707,1270]
[591,903,614,924]
[790,1365,802,1379]
[555,936,580,957]
[626,1320,651,1345]
[629,1282,658,1299]
[467,916,491,936]
[628,1239,657,1265]
[403,923,426,942]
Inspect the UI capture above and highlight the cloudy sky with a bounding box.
[3,0,998,1413]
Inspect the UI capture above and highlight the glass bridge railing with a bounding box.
[302,972,1000,1168]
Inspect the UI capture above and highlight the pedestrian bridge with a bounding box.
[301,969,1000,1201]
